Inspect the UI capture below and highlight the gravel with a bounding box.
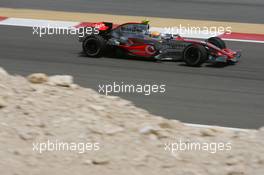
[0,67,263,175]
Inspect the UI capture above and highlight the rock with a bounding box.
[0,67,8,76]
[259,127,264,132]
[133,151,149,162]
[48,75,73,87]
[90,123,124,135]
[225,155,244,166]
[83,159,93,165]
[139,125,159,135]
[90,104,105,111]
[200,128,218,137]
[13,150,21,156]
[27,73,48,84]
[105,96,119,100]
[159,122,172,129]
[69,84,79,89]
[0,96,7,108]
[17,130,37,141]
[0,69,263,175]
[105,126,124,135]
[92,158,109,165]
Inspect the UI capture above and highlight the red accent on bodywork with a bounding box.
[221,48,238,59]
[184,38,238,59]
[119,42,156,57]
[207,43,237,59]
[93,22,109,31]
[75,22,109,30]
[75,22,119,29]
[74,22,94,28]
[0,16,8,21]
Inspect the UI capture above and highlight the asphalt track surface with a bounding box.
[1,0,264,129]
[1,0,264,23]
[0,25,264,129]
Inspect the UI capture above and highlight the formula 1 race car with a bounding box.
[79,21,241,66]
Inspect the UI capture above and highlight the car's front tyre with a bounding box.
[183,44,208,67]
[207,37,226,49]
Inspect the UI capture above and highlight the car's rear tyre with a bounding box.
[82,35,106,57]
[183,44,208,67]
[207,37,226,49]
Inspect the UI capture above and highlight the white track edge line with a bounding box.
[184,123,252,132]
[0,17,264,43]
[222,38,264,44]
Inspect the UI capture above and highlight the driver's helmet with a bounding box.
[150,31,161,39]
[141,19,150,25]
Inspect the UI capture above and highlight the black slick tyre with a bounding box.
[82,35,106,57]
[207,37,226,49]
[183,44,208,67]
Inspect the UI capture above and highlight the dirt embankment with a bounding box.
[0,67,263,175]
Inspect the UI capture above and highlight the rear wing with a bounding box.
[102,22,113,31]
[89,22,113,31]
[78,22,113,42]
